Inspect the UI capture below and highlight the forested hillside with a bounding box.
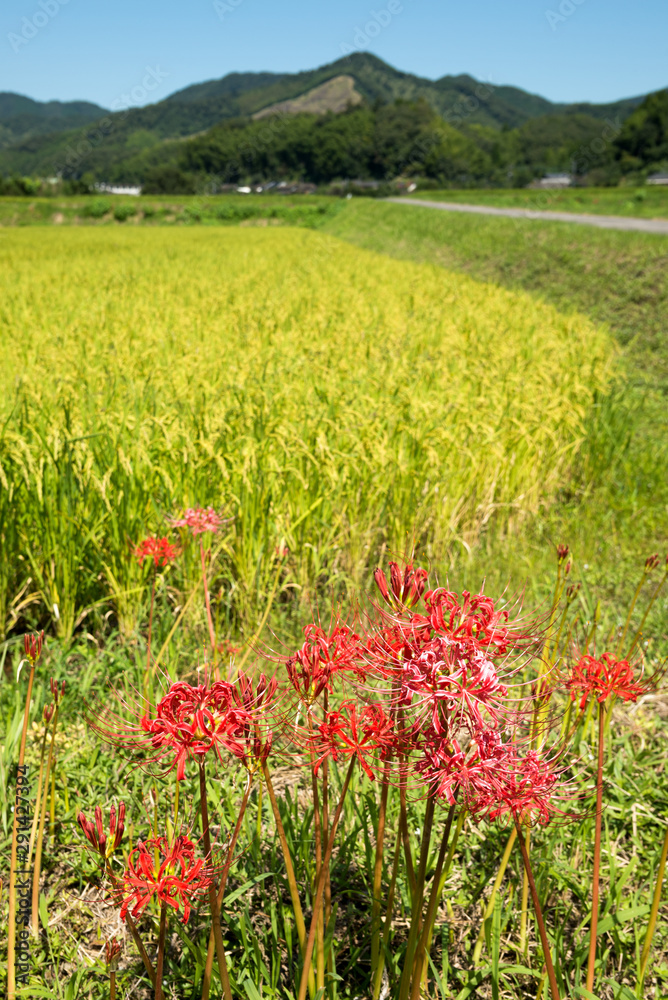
[0,54,664,189]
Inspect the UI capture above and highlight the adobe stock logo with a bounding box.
[545,0,586,31]
[8,0,70,54]
[340,1,403,55]
[213,0,243,20]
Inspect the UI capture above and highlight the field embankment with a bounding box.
[0,225,611,644]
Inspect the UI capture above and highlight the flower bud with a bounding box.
[373,567,391,604]
[114,802,126,850]
[105,937,121,972]
[23,630,44,666]
[77,812,99,851]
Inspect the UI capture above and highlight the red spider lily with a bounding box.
[416,728,500,805]
[49,678,66,706]
[565,653,645,711]
[23,630,44,665]
[140,680,253,780]
[44,704,54,725]
[479,745,561,826]
[119,835,213,924]
[286,621,365,706]
[170,506,226,536]
[77,802,126,859]
[366,587,538,691]
[423,589,535,659]
[392,635,510,735]
[134,536,178,568]
[225,673,279,772]
[374,561,429,610]
[104,937,122,971]
[309,701,395,780]
[417,727,562,825]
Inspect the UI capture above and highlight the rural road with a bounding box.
[385,196,668,235]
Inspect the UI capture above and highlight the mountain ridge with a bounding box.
[0,54,662,182]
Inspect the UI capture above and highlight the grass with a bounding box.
[407,186,668,219]
[0,194,343,228]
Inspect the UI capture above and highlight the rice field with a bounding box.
[0,226,612,645]
[3,221,668,1000]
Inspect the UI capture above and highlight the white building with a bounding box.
[530,173,573,189]
[94,183,142,196]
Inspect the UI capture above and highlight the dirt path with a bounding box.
[384,196,668,235]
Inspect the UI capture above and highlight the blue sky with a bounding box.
[1,0,666,109]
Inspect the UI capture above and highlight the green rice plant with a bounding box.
[0,227,613,641]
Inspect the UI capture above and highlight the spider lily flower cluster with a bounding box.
[66,548,667,1000]
[120,835,214,923]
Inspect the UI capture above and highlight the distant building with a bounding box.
[646,172,668,185]
[529,173,573,189]
[94,183,142,196]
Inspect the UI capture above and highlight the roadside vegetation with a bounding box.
[407,186,668,219]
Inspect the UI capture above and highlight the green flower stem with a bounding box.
[201,777,252,1000]
[370,757,392,979]
[155,901,167,1000]
[397,794,436,1000]
[399,759,416,902]
[27,718,50,864]
[262,761,315,998]
[7,652,37,1000]
[199,760,233,1000]
[31,700,60,936]
[310,755,325,993]
[637,822,668,995]
[627,566,668,659]
[617,567,648,657]
[409,801,458,1000]
[586,699,605,994]
[419,807,468,991]
[297,757,356,1000]
[199,540,217,663]
[371,825,402,1000]
[519,824,531,957]
[143,574,156,711]
[514,813,560,1000]
[472,826,518,965]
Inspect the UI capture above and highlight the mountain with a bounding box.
[0,54,659,181]
[163,54,562,130]
[0,93,107,150]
